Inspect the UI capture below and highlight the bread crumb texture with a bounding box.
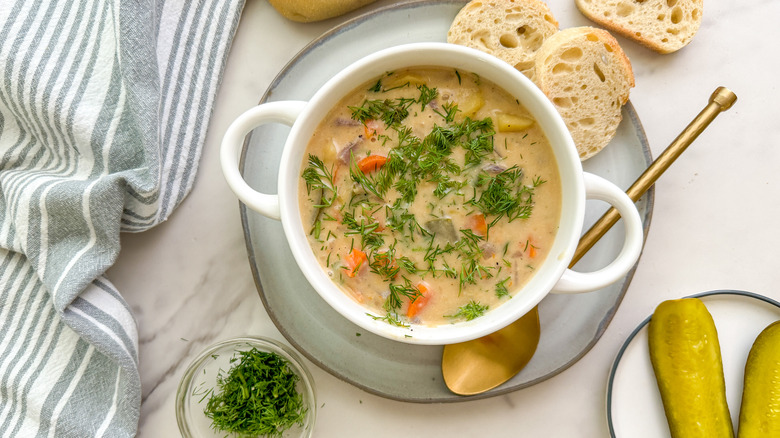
[447,0,559,79]
[534,27,634,160]
[575,0,703,53]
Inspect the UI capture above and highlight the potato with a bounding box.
[268,0,378,23]
[457,92,485,118]
[383,74,427,90]
[496,113,534,132]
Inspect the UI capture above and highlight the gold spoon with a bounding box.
[442,87,738,396]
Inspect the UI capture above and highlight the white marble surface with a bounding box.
[105,0,780,436]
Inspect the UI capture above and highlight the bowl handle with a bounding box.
[552,172,644,294]
[220,101,307,220]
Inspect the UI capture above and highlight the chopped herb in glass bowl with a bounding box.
[176,337,316,438]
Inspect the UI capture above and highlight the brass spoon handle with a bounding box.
[570,87,738,268]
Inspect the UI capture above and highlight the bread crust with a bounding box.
[447,0,559,79]
[268,0,378,23]
[534,27,634,160]
[575,0,703,54]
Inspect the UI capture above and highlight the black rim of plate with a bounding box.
[606,289,780,437]
[239,0,654,402]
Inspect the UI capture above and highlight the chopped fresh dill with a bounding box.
[367,311,410,328]
[458,258,494,293]
[416,84,438,110]
[350,83,440,128]
[457,228,484,254]
[433,177,463,199]
[495,277,511,298]
[342,211,384,250]
[396,256,420,275]
[446,300,489,321]
[311,220,322,240]
[203,348,307,437]
[349,98,414,126]
[384,203,424,239]
[394,177,418,204]
[460,118,496,166]
[369,249,400,281]
[349,152,386,198]
[424,240,456,266]
[469,166,535,226]
[302,154,339,237]
[301,154,337,207]
[432,102,459,124]
[384,277,422,311]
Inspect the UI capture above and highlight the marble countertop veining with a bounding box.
[106,0,780,436]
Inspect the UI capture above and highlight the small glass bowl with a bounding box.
[176,336,317,438]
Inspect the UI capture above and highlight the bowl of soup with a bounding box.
[221,43,643,345]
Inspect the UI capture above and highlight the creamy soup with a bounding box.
[299,67,561,327]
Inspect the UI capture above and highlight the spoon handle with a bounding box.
[570,87,737,268]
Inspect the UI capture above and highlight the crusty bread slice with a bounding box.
[447,0,559,79]
[575,0,703,54]
[534,27,634,160]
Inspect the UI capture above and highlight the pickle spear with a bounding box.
[648,298,734,438]
[738,320,780,438]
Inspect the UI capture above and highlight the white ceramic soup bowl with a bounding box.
[221,43,643,345]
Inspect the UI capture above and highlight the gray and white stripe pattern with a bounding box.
[0,0,244,436]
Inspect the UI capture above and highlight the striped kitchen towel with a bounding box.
[0,0,244,436]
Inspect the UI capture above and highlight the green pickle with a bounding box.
[738,320,780,438]
[648,298,734,438]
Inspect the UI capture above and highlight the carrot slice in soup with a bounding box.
[363,119,381,139]
[357,155,387,173]
[407,282,432,319]
[343,248,367,278]
[523,236,538,258]
[467,213,488,236]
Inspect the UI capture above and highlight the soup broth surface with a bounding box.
[299,67,562,327]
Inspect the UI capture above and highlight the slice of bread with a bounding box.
[575,0,703,54]
[534,27,634,160]
[447,0,559,79]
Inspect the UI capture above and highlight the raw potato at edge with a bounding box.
[447,0,559,79]
[575,0,703,54]
[534,27,634,161]
[268,0,378,23]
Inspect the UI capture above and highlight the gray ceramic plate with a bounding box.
[240,0,654,402]
[607,290,780,437]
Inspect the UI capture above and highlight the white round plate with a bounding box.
[607,290,780,437]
